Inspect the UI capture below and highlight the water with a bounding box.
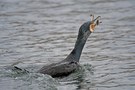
[0,0,135,90]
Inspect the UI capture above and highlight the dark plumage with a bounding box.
[38,15,101,77]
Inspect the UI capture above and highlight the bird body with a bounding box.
[38,15,101,77]
[38,61,79,77]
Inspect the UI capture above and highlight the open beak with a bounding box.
[89,14,101,32]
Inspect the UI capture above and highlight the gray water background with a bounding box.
[0,0,135,90]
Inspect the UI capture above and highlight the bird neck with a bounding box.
[65,31,91,62]
[72,38,87,61]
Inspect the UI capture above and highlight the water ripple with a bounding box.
[0,0,135,90]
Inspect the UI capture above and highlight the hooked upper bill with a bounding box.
[89,14,101,32]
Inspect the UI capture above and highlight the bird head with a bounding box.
[78,15,101,40]
[89,14,101,33]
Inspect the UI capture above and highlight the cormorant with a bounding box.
[37,15,101,77]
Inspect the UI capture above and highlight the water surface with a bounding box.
[0,0,135,90]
